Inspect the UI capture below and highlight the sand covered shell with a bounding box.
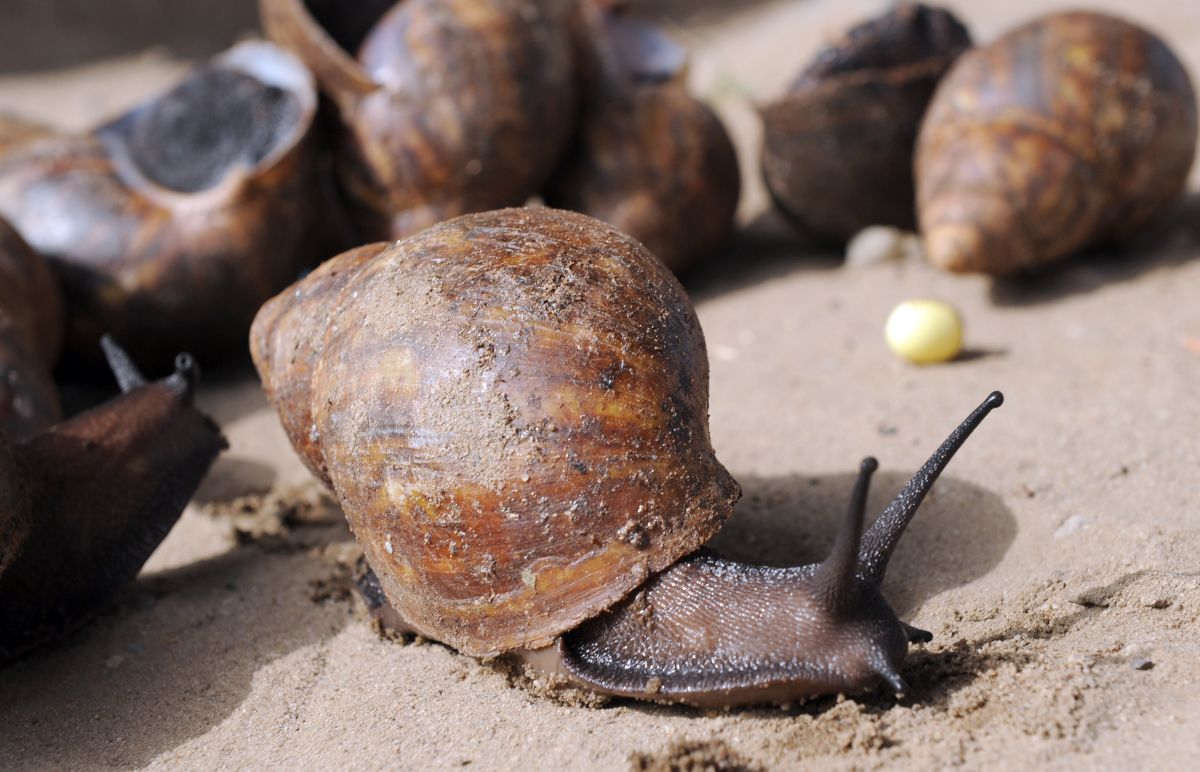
[251,207,740,657]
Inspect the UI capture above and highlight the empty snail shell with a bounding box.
[543,0,740,272]
[0,40,320,365]
[252,206,1004,707]
[0,217,63,440]
[260,0,577,241]
[0,337,225,664]
[760,3,971,241]
[916,11,1199,274]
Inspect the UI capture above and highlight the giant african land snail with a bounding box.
[252,207,1004,707]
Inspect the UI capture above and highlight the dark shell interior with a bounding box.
[100,67,301,193]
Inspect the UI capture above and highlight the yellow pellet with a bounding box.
[884,299,963,364]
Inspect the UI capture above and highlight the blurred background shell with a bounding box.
[760,3,971,243]
[916,11,1198,274]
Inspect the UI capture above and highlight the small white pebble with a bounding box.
[884,299,963,364]
[1054,514,1090,538]
[845,225,908,267]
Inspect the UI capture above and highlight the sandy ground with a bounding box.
[2,0,1200,769]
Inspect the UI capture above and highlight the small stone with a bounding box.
[1142,596,1171,609]
[105,654,126,669]
[846,225,908,266]
[1054,514,1090,538]
[1131,658,1154,671]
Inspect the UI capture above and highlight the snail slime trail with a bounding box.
[110,68,302,194]
[253,207,1008,708]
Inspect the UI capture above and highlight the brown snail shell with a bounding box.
[0,41,321,365]
[0,218,63,439]
[543,0,740,272]
[254,206,1006,706]
[760,3,971,241]
[249,241,389,487]
[0,338,225,664]
[260,0,577,241]
[916,11,1199,274]
[253,207,739,656]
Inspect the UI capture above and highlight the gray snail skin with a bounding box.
[0,337,225,665]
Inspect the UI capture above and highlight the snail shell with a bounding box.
[0,41,320,365]
[253,207,739,656]
[543,0,740,272]
[260,0,578,241]
[0,339,225,664]
[760,3,971,241]
[916,11,1199,274]
[0,218,63,439]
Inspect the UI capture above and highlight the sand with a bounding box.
[2,0,1200,769]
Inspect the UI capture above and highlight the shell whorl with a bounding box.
[252,207,740,656]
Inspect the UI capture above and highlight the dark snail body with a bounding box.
[0,339,225,664]
[0,218,63,440]
[252,207,1004,706]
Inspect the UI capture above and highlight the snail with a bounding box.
[916,11,1198,274]
[543,0,740,272]
[0,336,226,665]
[251,206,1004,707]
[760,3,971,242]
[0,217,63,440]
[0,40,321,366]
[259,0,577,241]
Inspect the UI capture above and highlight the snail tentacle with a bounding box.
[100,334,147,393]
[813,456,876,612]
[857,391,1004,586]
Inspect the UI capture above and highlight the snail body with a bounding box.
[260,0,577,241]
[0,338,225,664]
[544,0,740,272]
[0,218,63,440]
[0,41,320,365]
[916,11,1198,274]
[252,207,1003,706]
[761,4,971,242]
